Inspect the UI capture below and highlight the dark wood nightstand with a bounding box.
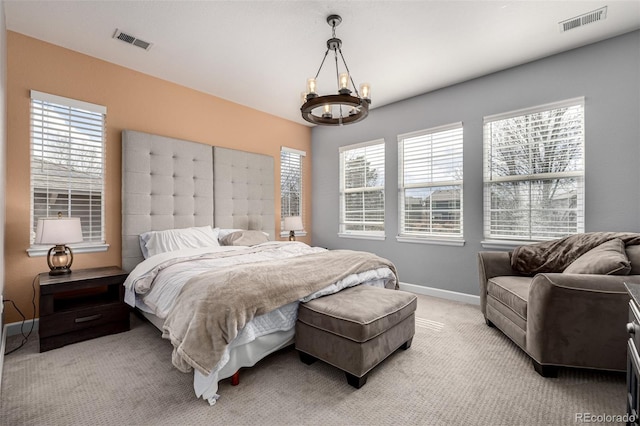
[38,266,130,352]
[626,282,640,425]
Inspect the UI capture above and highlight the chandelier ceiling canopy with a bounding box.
[300,15,371,126]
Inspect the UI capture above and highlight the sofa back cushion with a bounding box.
[563,239,631,275]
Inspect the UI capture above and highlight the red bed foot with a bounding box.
[231,370,240,386]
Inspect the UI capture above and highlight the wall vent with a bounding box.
[559,6,607,32]
[112,29,153,51]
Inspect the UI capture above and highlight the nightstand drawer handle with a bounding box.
[75,314,103,323]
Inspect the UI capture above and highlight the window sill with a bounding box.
[396,236,465,247]
[480,240,534,250]
[338,233,386,241]
[27,243,110,257]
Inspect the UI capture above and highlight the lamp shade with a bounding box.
[283,216,304,232]
[34,217,84,245]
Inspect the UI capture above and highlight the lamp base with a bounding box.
[47,245,74,276]
[48,268,72,276]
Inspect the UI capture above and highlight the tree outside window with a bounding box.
[483,98,584,241]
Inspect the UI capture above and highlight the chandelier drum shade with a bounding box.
[301,15,371,126]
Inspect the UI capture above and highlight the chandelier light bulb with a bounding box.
[322,104,332,118]
[360,83,371,100]
[339,73,350,94]
[307,78,317,95]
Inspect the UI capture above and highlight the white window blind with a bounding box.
[281,147,305,227]
[483,97,585,242]
[30,90,106,245]
[339,140,385,237]
[398,122,463,240]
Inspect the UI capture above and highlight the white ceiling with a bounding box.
[4,1,640,126]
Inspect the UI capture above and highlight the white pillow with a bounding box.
[219,230,270,246]
[218,228,270,242]
[217,228,242,241]
[140,226,220,258]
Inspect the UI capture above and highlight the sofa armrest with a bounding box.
[526,273,634,370]
[478,251,519,316]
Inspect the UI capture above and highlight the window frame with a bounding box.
[482,97,585,245]
[280,146,307,238]
[397,122,464,246]
[338,139,386,240]
[27,90,109,257]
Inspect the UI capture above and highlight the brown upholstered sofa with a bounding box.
[478,243,640,377]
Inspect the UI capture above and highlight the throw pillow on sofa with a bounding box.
[563,238,631,275]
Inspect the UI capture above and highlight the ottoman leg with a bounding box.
[299,351,317,365]
[346,372,368,389]
[401,337,413,350]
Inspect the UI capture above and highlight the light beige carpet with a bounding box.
[1,294,625,425]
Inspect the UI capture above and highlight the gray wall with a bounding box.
[311,30,640,297]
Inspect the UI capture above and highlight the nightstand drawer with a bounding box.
[39,303,129,338]
[630,300,640,352]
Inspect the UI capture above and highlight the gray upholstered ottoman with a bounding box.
[295,285,417,388]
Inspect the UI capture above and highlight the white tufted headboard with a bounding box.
[121,130,275,272]
[213,147,275,236]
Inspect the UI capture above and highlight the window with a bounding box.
[339,139,385,239]
[483,97,585,242]
[30,91,106,248]
[280,147,305,234]
[398,122,463,243]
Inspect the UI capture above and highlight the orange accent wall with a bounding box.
[5,31,312,323]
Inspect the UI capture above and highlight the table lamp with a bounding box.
[34,215,83,275]
[283,216,304,241]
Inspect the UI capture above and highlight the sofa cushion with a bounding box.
[563,239,631,275]
[486,276,531,320]
[486,295,526,332]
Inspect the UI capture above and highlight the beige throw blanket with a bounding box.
[511,232,640,274]
[162,249,398,375]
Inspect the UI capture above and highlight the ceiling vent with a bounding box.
[559,6,607,32]
[112,29,153,51]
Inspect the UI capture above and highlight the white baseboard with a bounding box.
[5,318,39,336]
[399,282,480,305]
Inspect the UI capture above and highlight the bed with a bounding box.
[120,130,397,405]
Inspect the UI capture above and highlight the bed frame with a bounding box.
[121,129,279,392]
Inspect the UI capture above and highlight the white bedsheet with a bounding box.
[123,241,395,404]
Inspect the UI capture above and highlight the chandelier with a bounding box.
[300,15,371,126]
